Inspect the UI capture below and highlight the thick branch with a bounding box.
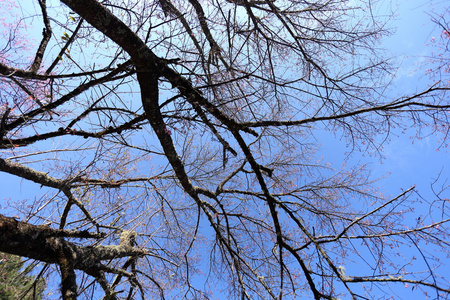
[0,214,146,273]
[0,157,67,189]
[30,0,52,73]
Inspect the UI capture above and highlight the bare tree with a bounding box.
[427,5,449,85]
[0,0,449,299]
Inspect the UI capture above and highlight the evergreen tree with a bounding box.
[0,253,46,300]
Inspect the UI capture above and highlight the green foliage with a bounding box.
[0,253,46,300]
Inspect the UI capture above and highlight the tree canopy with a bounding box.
[0,0,449,299]
[0,253,46,300]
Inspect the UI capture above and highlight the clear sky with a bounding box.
[320,0,449,195]
[0,0,448,299]
[319,1,449,298]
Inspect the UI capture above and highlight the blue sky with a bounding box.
[367,0,449,195]
[320,0,449,192]
[0,0,449,299]
[318,1,450,298]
